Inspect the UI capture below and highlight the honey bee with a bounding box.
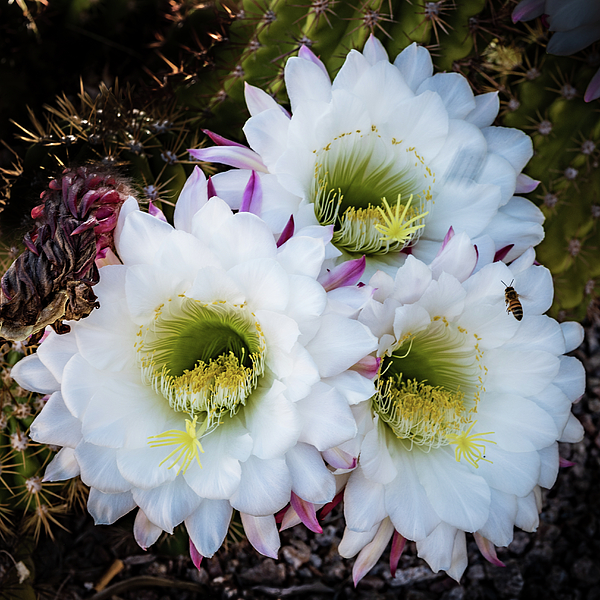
[501,279,523,321]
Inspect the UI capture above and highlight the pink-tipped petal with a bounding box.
[189,538,203,570]
[441,226,455,251]
[322,447,358,470]
[511,0,545,23]
[240,513,281,559]
[298,45,329,79]
[280,504,302,531]
[494,244,514,262]
[134,509,163,551]
[148,201,168,222]
[349,355,381,379]
[290,491,322,533]
[189,147,269,173]
[319,256,366,292]
[239,171,263,215]
[320,491,344,519]
[515,173,540,193]
[276,215,295,248]
[244,82,291,118]
[474,533,505,567]
[389,530,407,578]
[559,457,576,467]
[584,67,600,102]
[429,231,477,283]
[274,505,289,524]
[202,129,247,148]
[352,518,395,586]
[207,176,218,200]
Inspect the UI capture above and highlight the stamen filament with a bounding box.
[149,415,207,475]
[374,195,429,245]
[447,421,496,468]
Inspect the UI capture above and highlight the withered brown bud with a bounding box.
[0,165,132,342]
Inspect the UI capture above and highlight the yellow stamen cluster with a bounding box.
[375,376,469,450]
[312,177,342,227]
[377,320,495,465]
[446,421,496,468]
[141,349,263,428]
[148,416,207,475]
[334,205,396,254]
[374,195,429,245]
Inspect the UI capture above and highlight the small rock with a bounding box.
[466,564,485,582]
[547,564,568,591]
[389,565,439,588]
[508,532,531,555]
[441,587,465,600]
[488,559,524,598]
[571,556,600,586]
[206,556,223,578]
[317,525,338,546]
[406,590,435,600]
[281,539,311,569]
[309,554,323,569]
[357,575,386,590]
[323,559,346,581]
[189,567,209,584]
[239,559,286,586]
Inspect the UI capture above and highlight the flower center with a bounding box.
[310,127,434,255]
[373,317,492,465]
[137,297,266,431]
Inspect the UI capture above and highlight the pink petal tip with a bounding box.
[389,530,406,578]
[290,492,322,534]
[189,539,203,570]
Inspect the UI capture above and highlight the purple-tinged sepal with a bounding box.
[290,492,322,534]
[319,256,366,292]
[189,539,203,570]
[474,533,505,567]
[239,171,263,215]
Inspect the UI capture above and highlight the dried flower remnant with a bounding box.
[0,166,132,343]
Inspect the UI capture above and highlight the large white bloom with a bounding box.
[191,36,544,278]
[12,171,378,559]
[338,236,585,582]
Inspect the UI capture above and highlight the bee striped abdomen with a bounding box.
[503,283,523,321]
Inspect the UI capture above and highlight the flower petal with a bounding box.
[30,391,82,447]
[286,442,336,504]
[189,146,268,172]
[134,509,164,550]
[240,513,280,558]
[230,455,292,515]
[185,499,233,557]
[296,382,357,450]
[132,477,202,533]
[344,466,387,533]
[11,353,60,395]
[413,447,491,533]
[352,518,395,585]
[87,488,136,525]
[306,314,377,378]
[174,166,208,232]
[43,447,80,481]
